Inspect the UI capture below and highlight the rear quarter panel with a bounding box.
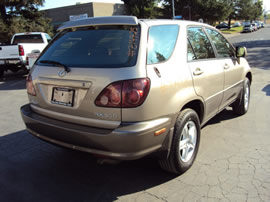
[122,23,200,122]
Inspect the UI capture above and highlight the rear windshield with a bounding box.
[36,25,140,68]
[12,34,44,44]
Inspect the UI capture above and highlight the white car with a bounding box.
[0,32,51,77]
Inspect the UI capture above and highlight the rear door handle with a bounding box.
[193,68,204,76]
[224,63,230,69]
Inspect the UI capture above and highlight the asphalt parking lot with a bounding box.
[0,27,270,201]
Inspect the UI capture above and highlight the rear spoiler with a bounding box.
[57,16,138,31]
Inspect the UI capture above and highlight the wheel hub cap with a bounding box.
[244,84,250,110]
[179,121,197,163]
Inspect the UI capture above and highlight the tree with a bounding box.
[200,0,233,25]
[161,0,232,24]
[237,0,263,21]
[0,0,53,44]
[251,0,263,20]
[121,0,161,18]
[161,0,202,20]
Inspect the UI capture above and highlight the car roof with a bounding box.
[58,16,138,31]
[13,32,45,36]
[140,19,207,27]
[58,16,214,31]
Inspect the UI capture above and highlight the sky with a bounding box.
[41,0,270,12]
[264,0,270,12]
[41,0,123,10]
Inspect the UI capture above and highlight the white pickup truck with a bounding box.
[0,32,51,78]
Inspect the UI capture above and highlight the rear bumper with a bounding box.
[20,104,175,160]
[0,58,25,70]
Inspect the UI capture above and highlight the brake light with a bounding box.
[95,78,150,108]
[26,75,36,96]
[19,45,24,56]
[95,82,122,107]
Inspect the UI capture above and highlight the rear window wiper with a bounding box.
[39,60,71,73]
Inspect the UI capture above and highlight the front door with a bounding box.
[187,27,224,121]
[205,28,244,110]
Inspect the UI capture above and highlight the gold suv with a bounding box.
[21,16,252,174]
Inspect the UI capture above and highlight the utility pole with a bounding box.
[184,5,191,20]
[172,0,175,19]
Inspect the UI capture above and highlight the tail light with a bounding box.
[26,74,36,96]
[19,45,24,56]
[95,78,150,108]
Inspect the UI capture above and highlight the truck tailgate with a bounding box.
[0,45,19,60]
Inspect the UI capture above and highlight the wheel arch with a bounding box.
[246,71,252,84]
[181,99,204,124]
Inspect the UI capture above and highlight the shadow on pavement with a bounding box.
[262,84,270,96]
[0,71,27,91]
[233,39,270,70]
[0,130,175,202]
[206,108,238,126]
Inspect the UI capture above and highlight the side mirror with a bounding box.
[236,46,247,57]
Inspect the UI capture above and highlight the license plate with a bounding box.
[8,60,20,64]
[51,87,75,107]
[0,60,4,65]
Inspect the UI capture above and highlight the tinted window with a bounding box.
[206,29,235,58]
[188,27,215,60]
[13,34,44,44]
[147,25,179,65]
[45,34,52,43]
[36,25,140,68]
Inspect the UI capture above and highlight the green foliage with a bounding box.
[237,0,263,21]
[161,0,232,23]
[121,0,161,18]
[0,0,53,44]
[160,0,263,24]
[200,0,233,25]
[220,26,243,34]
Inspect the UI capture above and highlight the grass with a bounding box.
[220,26,243,34]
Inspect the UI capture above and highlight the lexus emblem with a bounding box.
[58,69,66,77]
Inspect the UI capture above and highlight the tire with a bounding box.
[232,78,250,115]
[159,108,201,175]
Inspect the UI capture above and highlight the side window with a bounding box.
[147,25,179,65]
[205,28,235,58]
[187,39,196,61]
[45,34,52,43]
[187,27,215,60]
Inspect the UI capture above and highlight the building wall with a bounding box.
[44,2,126,30]
[92,2,126,17]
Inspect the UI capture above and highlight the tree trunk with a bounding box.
[0,4,7,22]
[228,15,232,29]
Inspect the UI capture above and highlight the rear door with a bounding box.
[31,25,141,129]
[187,27,224,121]
[205,28,244,110]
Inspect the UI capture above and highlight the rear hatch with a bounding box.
[30,22,141,129]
